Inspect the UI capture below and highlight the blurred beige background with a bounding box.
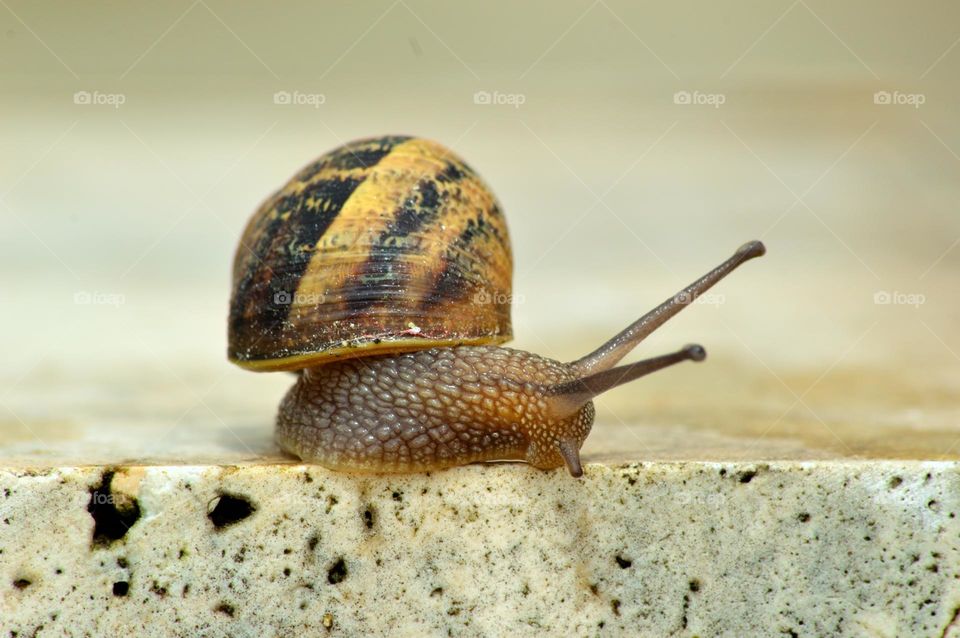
[1,1,958,461]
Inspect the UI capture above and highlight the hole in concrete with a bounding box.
[888,476,903,489]
[307,534,319,552]
[615,555,632,569]
[797,512,811,523]
[362,507,375,530]
[689,579,701,592]
[207,494,256,529]
[327,558,348,584]
[13,578,31,590]
[112,581,129,597]
[611,599,621,616]
[214,602,235,617]
[88,471,141,546]
[738,470,756,484]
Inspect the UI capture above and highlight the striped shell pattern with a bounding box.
[228,136,513,371]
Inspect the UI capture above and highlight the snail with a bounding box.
[228,135,765,477]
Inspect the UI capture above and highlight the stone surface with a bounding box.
[2,344,960,636]
[2,461,960,637]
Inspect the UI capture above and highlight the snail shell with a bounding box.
[228,135,512,371]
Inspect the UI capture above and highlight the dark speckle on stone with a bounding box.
[208,494,256,529]
[215,602,235,617]
[888,476,903,489]
[326,495,339,513]
[308,534,320,552]
[88,471,141,546]
[327,558,348,584]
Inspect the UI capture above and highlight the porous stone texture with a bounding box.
[3,461,960,637]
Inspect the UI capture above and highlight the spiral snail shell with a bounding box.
[229,135,765,477]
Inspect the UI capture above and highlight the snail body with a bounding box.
[275,345,595,475]
[229,135,765,477]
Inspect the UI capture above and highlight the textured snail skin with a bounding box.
[272,240,767,477]
[276,346,595,475]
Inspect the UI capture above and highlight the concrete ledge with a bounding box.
[3,461,959,637]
